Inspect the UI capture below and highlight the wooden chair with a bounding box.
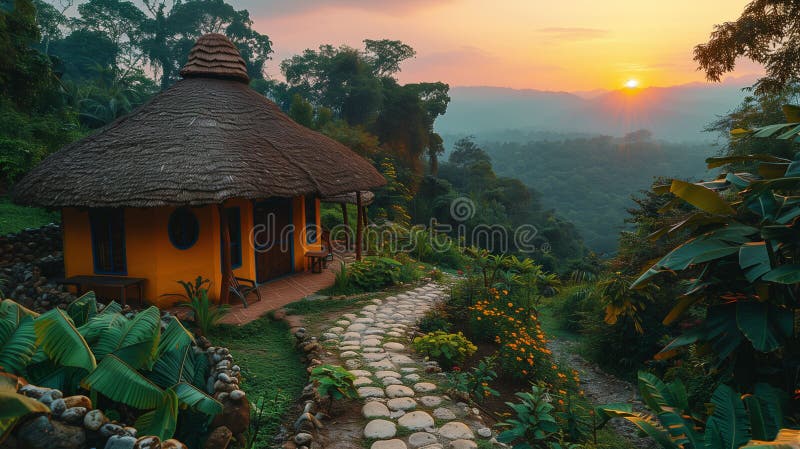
[229,275,261,308]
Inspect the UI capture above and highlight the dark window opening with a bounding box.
[89,208,126,275]
[168,208,199,250]
[221,207,242,269]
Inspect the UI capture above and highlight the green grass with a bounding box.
[538,301,580,343]
[209,316,307,447]
[0,195,59,235]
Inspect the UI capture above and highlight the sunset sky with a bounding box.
[238,0,762,91]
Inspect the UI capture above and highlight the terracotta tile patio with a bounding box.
[217,255,347,325]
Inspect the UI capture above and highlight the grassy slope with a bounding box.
[0,195,59,235]
[209,317,306,447]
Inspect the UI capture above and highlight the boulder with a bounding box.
[60,407,88,425]
[105,435,137,449]
[63,395,92,409]
[211,391,250,436]
[16,416,86,449]
[83,409,108,431]
[204,426,233,449]
[134,435,161,449]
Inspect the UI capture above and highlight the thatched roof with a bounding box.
[322,191,375,206]
[12,34,386,208]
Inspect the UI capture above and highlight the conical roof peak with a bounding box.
[180,33,249,83]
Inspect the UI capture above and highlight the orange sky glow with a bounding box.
[241,0,762,91]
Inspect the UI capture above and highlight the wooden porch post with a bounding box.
[355,192,363,261]
[341,203,350,250]
[219,203,232,305]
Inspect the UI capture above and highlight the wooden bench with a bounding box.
[305,250,329,273]
[59,275,147,307]
[305,230,334,273]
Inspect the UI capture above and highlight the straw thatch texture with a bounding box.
[179,33,249,83]
[13,37,386,208]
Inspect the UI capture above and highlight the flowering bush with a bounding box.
[412,331,477,369]
[468,288,580,391]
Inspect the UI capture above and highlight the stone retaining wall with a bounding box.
[0,223,62,267]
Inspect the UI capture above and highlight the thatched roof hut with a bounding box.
[12,33,385,208]
[10,34,385,306]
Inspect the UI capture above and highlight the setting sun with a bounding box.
[624,79,640,88]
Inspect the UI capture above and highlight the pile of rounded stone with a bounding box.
[6,384,187,449]
[1,261,75,311]
[197,337,252,449]
[0,223,62,267]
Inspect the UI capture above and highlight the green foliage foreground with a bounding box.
[0,293,220,442]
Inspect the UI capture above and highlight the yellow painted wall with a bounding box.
[61,197,318,308]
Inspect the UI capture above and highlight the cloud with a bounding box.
[237,0,456,17]
[535,27,610,41]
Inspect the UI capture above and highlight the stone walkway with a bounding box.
[320,283,496,449]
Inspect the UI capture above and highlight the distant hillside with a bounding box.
[478,135,715,255]
[436,79,753,142]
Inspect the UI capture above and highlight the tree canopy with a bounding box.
[695,0,800,94]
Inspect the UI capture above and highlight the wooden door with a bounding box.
[254,198,294,282]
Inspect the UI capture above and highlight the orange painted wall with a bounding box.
[292,196,322,271]
[61,197,317,307]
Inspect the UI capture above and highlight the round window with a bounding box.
[168,208,199,250]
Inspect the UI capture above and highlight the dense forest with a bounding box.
[0,0,586,269]
[479,131,713,253]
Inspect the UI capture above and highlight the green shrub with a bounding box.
[171,277,230,336]
[418,305,453,333]
[412,331,476,369]
[348,256,402,291]
[445,355,499,402]
[310,364,358,412]
[497,385,560,448]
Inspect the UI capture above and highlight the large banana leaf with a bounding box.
[739,243,772,283]
[81,355,164,409]
[594,404,680,449]
[638,371,678,414]
[0,300,39,322]
[66,292,98,327]
[706,384,751,449]
[736,302,793,353]
[100,301,123,315]
[93,306,161,370]
[0,315,37,374]
[743,394,779,441]
[762,265,800,284]
[135,388,178,441]
[78,312,128,344]
[670,179,735,215]
[706,154,791,169]
[172,382,222,416]
[33,309,96,372]
[0,384,51,444]
[146,345,197,388]
[157,318,194,357]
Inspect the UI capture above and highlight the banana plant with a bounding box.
[0,293,222,441]
[597,371,800,449]
[626,106,800,375]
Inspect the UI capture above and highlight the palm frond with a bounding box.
[81,355,164,410]
[33,309,96,372]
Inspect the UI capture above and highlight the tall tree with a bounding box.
[695,0,800,94]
